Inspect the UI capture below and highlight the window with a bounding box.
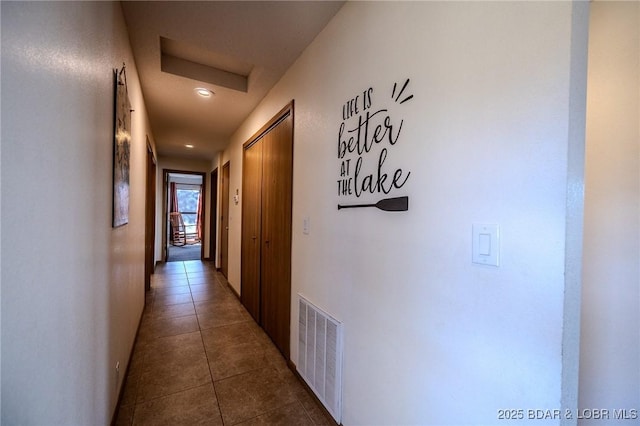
[176,188,199,228]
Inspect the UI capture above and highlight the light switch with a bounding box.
[303,216,310,235]
[473,224,499,266]
[478,233,491,256]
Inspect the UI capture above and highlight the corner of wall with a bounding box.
[560,1,590,423]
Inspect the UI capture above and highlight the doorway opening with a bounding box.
[164,170,206,262]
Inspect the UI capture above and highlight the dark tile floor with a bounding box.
[115,260,335,426]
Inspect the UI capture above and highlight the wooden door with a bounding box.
[240,103,294,359]
[144,141,156,292]
[241,139,263,322]
[209,169,218,264]
[260,113,293,358]
[220,162,230,278]
[199,179,207,261]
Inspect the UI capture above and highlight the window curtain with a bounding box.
[169,182,179,243]
[196,185,203,240]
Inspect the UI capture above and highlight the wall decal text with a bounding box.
[337,79,413,209]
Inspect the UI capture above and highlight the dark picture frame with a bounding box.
[112,64,131,227]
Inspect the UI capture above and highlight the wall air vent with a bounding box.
[298,295,343,423]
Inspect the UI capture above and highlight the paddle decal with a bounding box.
[337,79,413,211]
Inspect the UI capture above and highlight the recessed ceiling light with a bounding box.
[185,144,194,149]
[194,88,214,98]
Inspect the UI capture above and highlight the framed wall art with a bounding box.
[112,64,132,227]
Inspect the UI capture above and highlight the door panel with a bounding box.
[144,142,156,292]
[240,103,293,360]
[209,169,218,263]
[241,140,263,322]
[260,113,293,358]
[220,162,230,278]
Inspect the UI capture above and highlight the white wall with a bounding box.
[220,135,241,289]
[223,2,588,424]
[1,2,153,423]
[580,1,640,422]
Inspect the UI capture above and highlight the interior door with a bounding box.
[144,141,156,292]
[220,162,230,278]
[240,103,294,359]
[209,168,218,264]
[260,112,293,358]
[241,139,263,321]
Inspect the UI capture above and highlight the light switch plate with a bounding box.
[472,224,499,266]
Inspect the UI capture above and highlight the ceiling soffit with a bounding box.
[160,37,251,92]
[121,1,345,161]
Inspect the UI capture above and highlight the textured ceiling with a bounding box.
[121,1,344,161]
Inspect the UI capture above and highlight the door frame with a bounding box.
[209,168,218,265]
[162,169,207,262]
[144,138,156,292]
[220,162,230,278]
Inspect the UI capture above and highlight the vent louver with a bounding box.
[298,295,342,423]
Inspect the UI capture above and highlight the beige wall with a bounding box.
[1,2,154,423]
[223,2,588,423]
[581,1,640,421]
[219,136,242,288]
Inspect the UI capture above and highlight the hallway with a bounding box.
[115,261,334,425]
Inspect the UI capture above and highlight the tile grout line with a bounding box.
[199,331,226,425]
[184,266,225,424]
[193,270,228,426]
